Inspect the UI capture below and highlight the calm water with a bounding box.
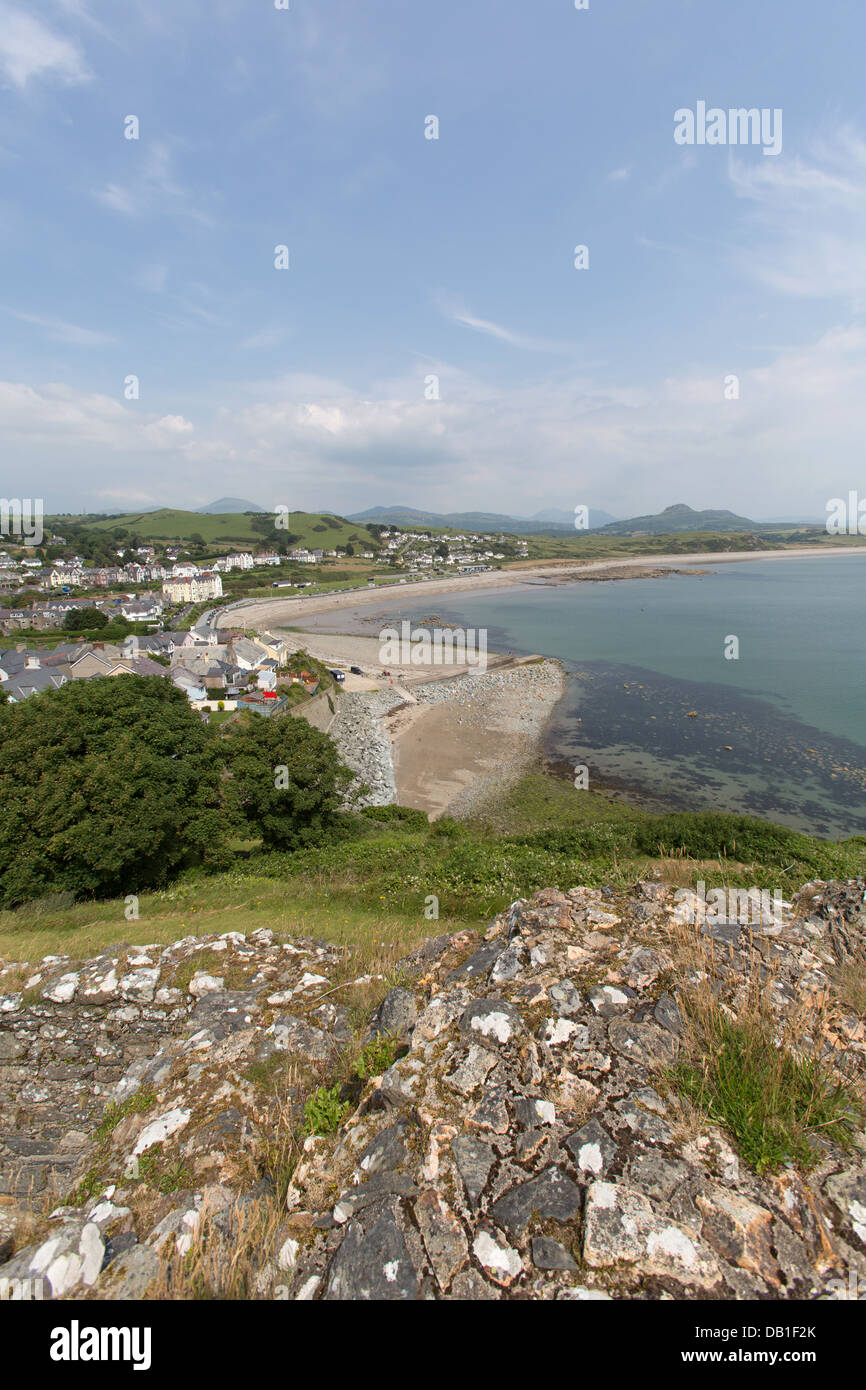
[387,556,866,839]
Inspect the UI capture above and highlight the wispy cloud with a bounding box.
[94,140,216,226]
[7,308,114,345]
[438,296,578,355]
[606,166,631,182]
[729,125,866,309]
[240,328,285,351]
[0,5,90,88]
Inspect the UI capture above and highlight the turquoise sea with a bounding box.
[382,556,866,839]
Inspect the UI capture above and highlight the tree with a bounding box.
[0,676,225,908]
[64,608,108,632]
[223,712,352,850]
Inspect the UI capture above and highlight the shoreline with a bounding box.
[228,544,866,829]
[216,543,866,636]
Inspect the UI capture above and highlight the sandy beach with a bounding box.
[222,544,866,821]
[216,543,866,642]
[387,661,567,818]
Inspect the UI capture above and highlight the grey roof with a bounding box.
[6,669,69,699]
[129,657,170,677]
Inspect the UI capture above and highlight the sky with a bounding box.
[1,0,865,520]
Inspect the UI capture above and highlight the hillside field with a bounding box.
[47,509,384,551]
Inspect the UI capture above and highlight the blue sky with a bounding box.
[2,0,866,519]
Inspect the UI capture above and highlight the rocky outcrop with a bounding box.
[1,879,865,1300]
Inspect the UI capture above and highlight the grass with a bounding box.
[670,1013,862,1174]
[835,961,866,1018]
[1,774,864,967]
[69,508,383,552]
[95,1088,158,1141]
[137,1150,193,1194]
[0,875,456,967]
[148,1193,289,1300]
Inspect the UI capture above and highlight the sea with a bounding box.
[370,555,866,840]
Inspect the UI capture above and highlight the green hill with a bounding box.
[55,509,383,551]
[597,503,761,536]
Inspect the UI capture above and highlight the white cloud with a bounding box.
[0,6,90,88]
[729,125,866,308]
[143,414,194,447]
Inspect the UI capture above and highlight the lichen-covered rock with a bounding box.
[2,878,865,1301]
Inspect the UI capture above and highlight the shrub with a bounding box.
[631,811,819,868]
[0,676,226,908]
[302,1084,349,1136]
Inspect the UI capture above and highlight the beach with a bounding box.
[218,545,866,825]
[215,543,866,640]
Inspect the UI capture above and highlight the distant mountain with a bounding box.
[529,507,619,528]
[596,503,761,536]
[197,497,266,514]
[347,505,617,535]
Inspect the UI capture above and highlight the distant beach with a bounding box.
[218,546,866,832]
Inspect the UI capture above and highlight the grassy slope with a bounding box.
[52,510,383,550]
[522,528,865,561]
[2,774,863,964]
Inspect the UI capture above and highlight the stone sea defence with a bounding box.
[1,879,864,1300]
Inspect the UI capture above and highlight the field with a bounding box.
[521,527,862,562]
[47,509,384,551]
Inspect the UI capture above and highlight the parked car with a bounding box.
[350,665,364,676]
[328,668,345,683]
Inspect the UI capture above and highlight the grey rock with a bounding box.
[325,1202,420,1300]
[531,1236,577,1271]
[626,1152,694,1202]
[355,1121,410,1177]
[653,992,683,1036]
[447,942,502,984]
[489,941,526,985]
[459,997,522,1048]
[565,1118,617,1179]
[99,1243,159,1299]
[267,1013,335,1062]
[367,987,417,1042]
[548,980,582,1017]
[608,1017,678,1067]
[491,1166,582,1238]
[187,990,259,1039]
[452,1135,495,1210]
[333,1173,418,1223]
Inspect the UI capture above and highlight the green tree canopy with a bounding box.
[64,607,108,632]
[223,711,352,851]
[0,676,225,908]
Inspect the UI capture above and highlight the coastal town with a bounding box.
[0,519,521,636]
